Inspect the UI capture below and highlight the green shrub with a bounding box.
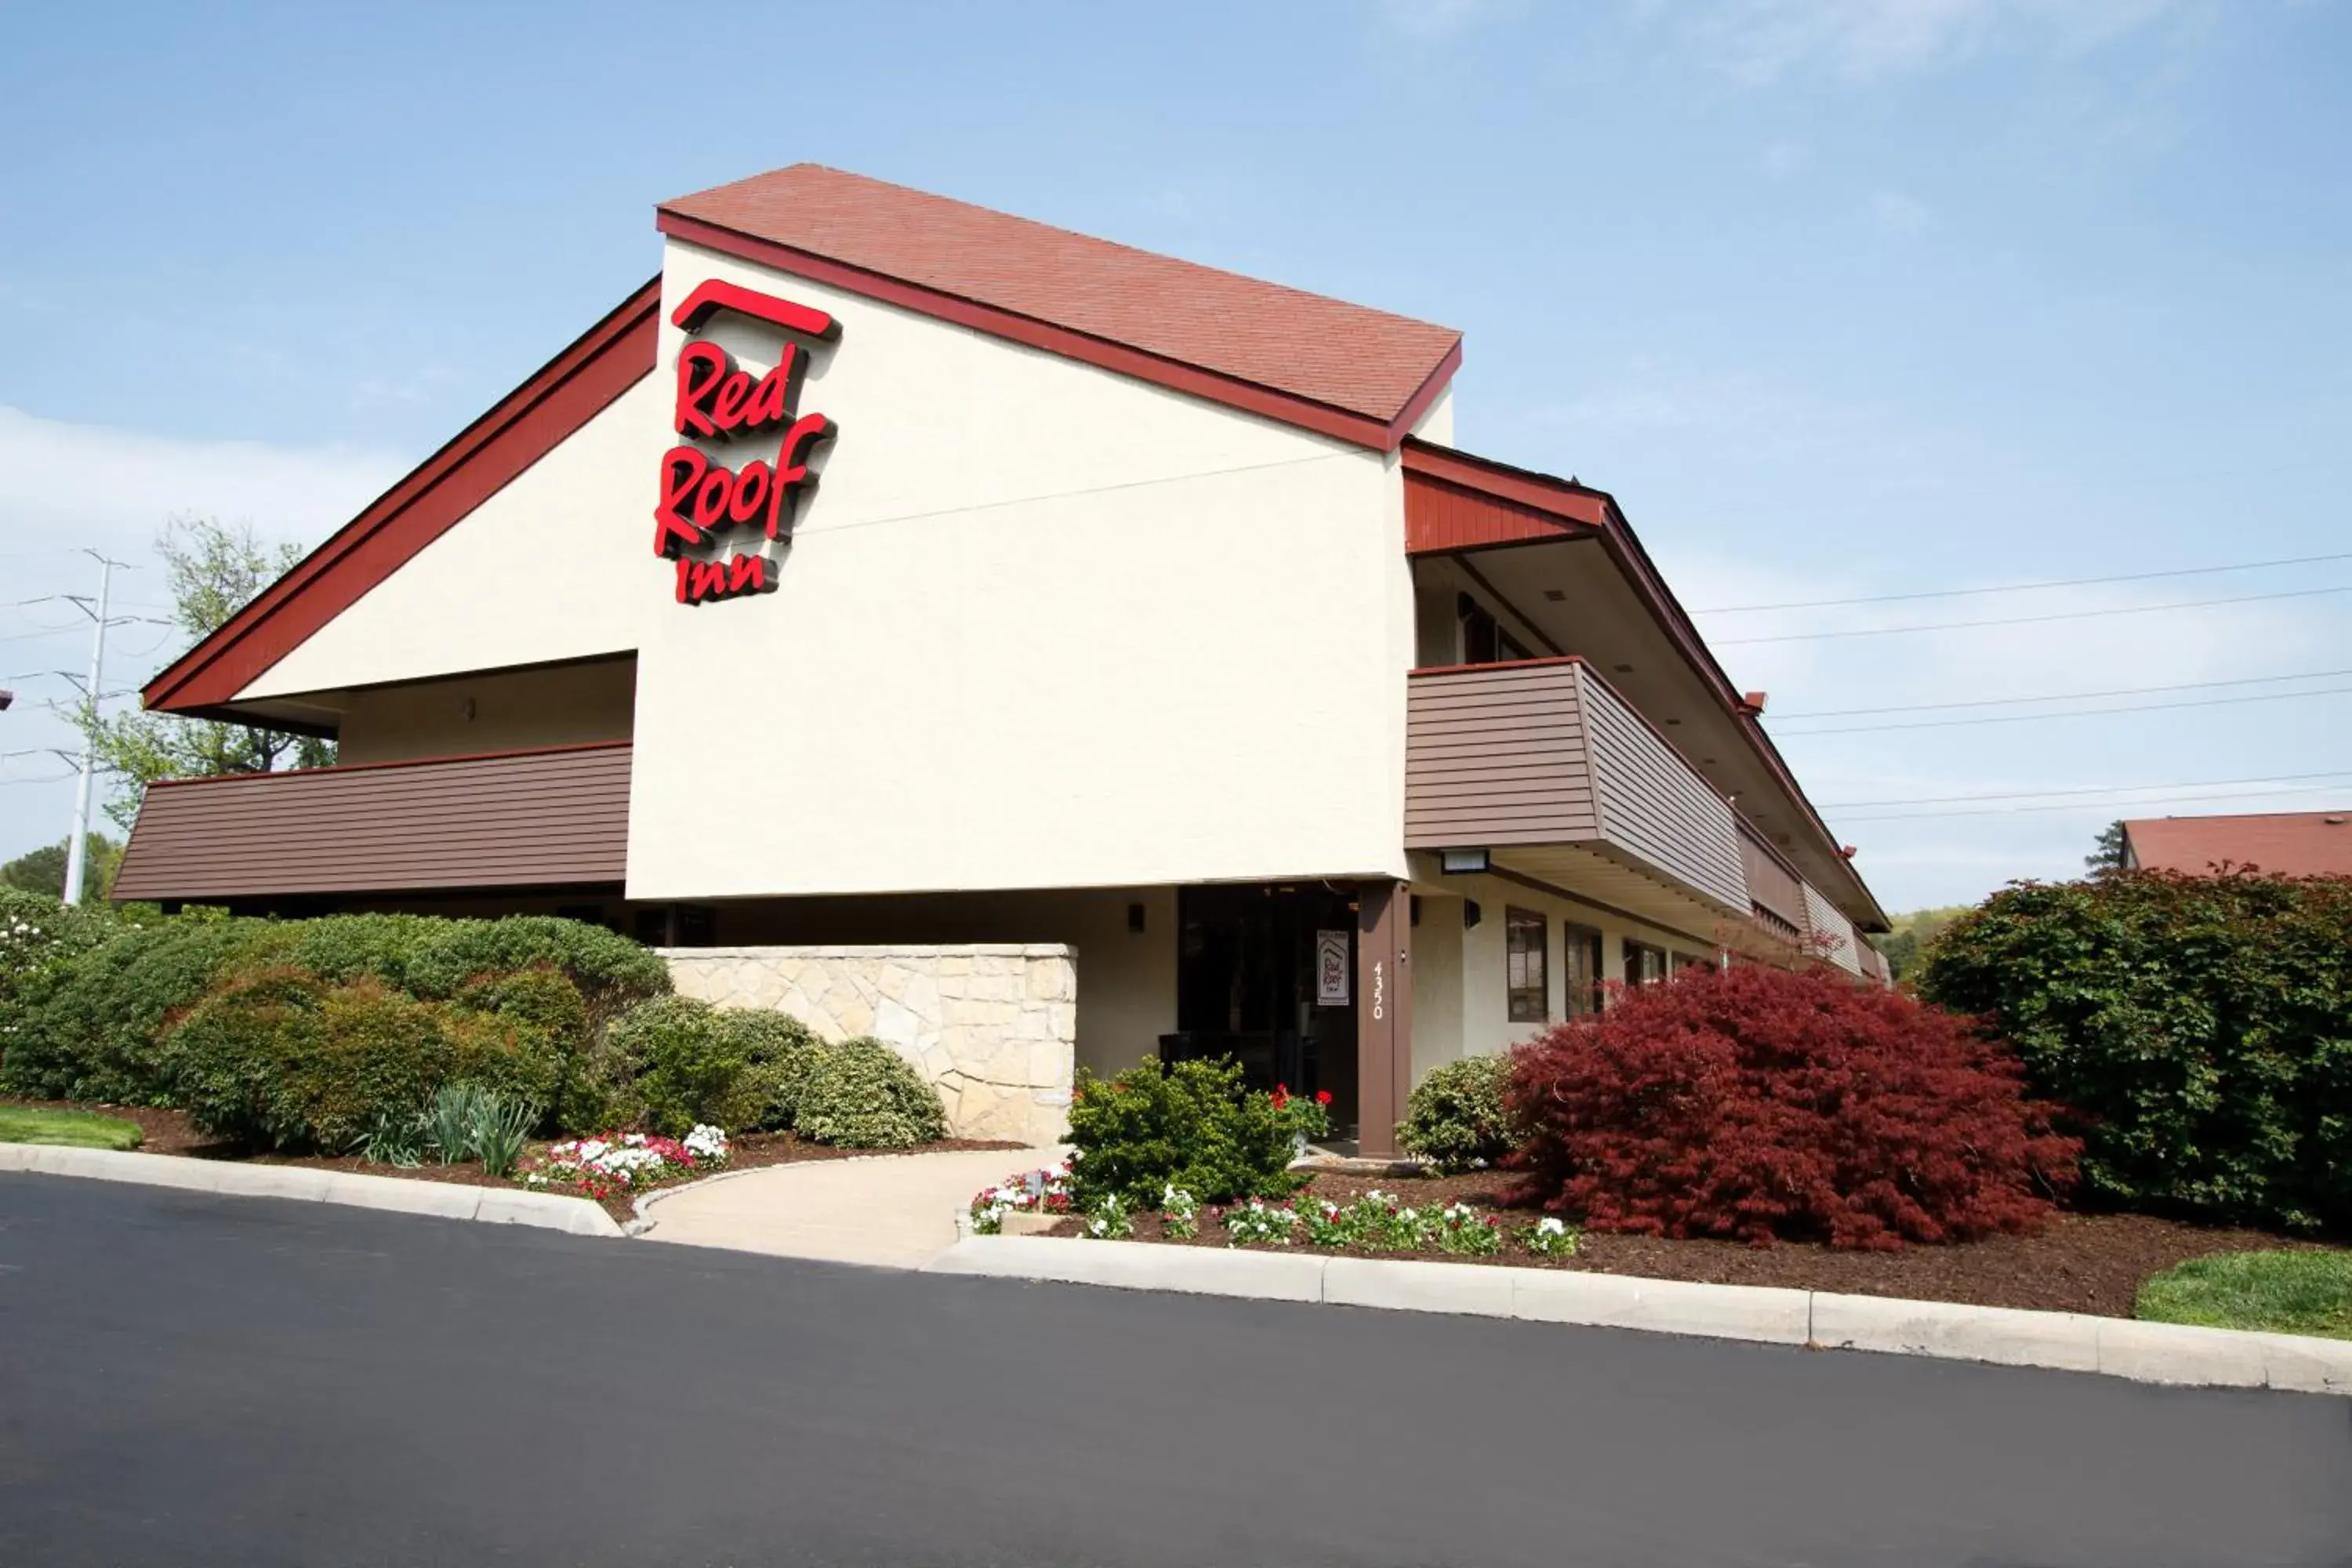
[0,913,288,1104]
[793,1036,946,1149]
[724,1008,826,1131]
[0,909,663,1127]
[1918,870,2352,1230]
[0,888,124,1009]
[161,971,562,1153]
[606,996,827,1135]
[1397,1053,1517,1173]
[1065,1056,1310,1207]
[450,966,609,1131]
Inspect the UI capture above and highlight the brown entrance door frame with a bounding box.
[1354,880,1413,1157]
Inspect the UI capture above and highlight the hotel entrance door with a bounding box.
[1161,884,1360,1136]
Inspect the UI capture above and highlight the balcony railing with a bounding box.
[1406,658,1748,915]
[111,742,631,903]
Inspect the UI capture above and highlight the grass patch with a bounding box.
[2136,1250,2352,1341]
[0,1105,145,1151]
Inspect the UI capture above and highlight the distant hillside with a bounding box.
[1869,906,1973,984]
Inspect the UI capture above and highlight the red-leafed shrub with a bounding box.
[1504,964,2078,1249]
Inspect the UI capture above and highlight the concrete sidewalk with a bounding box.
[636,1145,1053,1267]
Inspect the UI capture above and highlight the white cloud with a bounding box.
[0,406,405,862]
[1671,0,2189,83]
[0,405,403,566]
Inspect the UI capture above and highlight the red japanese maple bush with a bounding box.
[1504,964,2078,1249]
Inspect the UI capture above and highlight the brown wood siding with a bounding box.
[1801,881,1864,975]
[1577,666,1750,913]
[1739,822,1807,931]
[1404,662,1599,847]
[1404,471,1592,554]
[111,743,630,902]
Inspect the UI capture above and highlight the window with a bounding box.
[1564,924,1605,1015]
[1505,906,1548,1022]
[1624,938,1668,986]
[1458,593,1533,666]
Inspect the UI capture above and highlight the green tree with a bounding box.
[1869,904,1972,985]
[1,834,124,900]
[2085,819,2129,873]
[73,517,335,832]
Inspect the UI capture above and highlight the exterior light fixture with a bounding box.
[1439,848,1490,875]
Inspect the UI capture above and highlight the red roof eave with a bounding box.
[656,211,1459,453]
[143,279,664,715]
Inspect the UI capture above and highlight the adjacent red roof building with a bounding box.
[2122,811,2352,877]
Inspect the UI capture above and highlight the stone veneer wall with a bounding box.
[657,945,1076,1146]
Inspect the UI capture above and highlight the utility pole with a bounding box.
[61,551,126,906]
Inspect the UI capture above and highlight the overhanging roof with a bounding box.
[659,164,1461,451]
[1401,439,1889,931]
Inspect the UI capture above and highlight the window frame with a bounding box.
[1563,922,1605,1015]
[1504,906,1549,1023]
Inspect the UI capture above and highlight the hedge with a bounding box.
[0,910,671,1146]
[163,970,568,1153]
[1507,963,2077,1249]
[1918,870,2352,1231]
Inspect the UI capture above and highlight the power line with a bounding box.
[1820,768,2352,811]
[1715,584,2352,646]
[1773,684,2352,736]
[1835,782,2352,824]
[1775,667,2352,720]
[1690,551,2352,615]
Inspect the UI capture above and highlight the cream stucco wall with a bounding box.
[333,658,636,764]
[242,377,666,697]
[627,242,1416,900]
[1410,869,1719,1074]
[242,239,1422,902]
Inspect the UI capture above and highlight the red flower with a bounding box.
[1315,1090,1332,1105]
[1272,1084,1290,1109]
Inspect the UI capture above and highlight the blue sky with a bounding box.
[2,0,2347,910]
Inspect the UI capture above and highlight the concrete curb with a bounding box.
[923,1236,2352,1396]
[0,1144,622,1238]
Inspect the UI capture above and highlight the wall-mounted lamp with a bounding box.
[1439,847,1490,875]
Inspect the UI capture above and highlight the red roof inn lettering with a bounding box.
[654,280,840,605]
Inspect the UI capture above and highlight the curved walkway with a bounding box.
[637,1145,1057,1268]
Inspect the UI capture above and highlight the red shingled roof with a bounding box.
[657,164,1461,447]
[2124,811,2352,877]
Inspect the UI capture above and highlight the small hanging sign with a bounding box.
[1316,929,1351,1007]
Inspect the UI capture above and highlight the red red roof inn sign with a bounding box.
[653,279,839,605]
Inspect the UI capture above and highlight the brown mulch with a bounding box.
[2,1096,1025,1226]
[1045,1169,2341,1319]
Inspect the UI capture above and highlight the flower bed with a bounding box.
[1023,1169,2348,1319]
[969,1161,1074,1232]
[520,1126,730,1200]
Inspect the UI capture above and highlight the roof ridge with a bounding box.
[662,162,1454,336]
